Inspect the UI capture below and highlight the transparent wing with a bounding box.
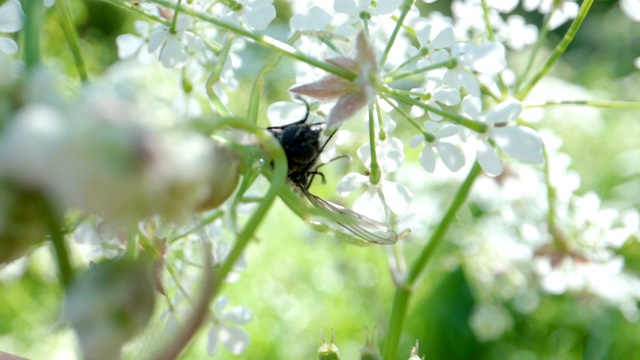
[300,187,398,245]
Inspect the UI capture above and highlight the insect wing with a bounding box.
[301,188,398,245]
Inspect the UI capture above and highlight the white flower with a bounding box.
[207,296,252,356]
[410,121,465,172]
[464,97,544,176]
[337,172,412,222]
[523,0,579,30]
[116,21,155,63]
[356,136,405,174]
[0,0,24,55]
[497,15,539,51]
[290,5,333,32]
[148,14,203,68]
[409,80,461,121]
[621,0,640,22]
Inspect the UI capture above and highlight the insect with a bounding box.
[267,100,398,245]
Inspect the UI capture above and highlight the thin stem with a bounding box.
[542,146,557,241]
[102,0,170,25]
[516,13,552,93]
[379,94,432,139]
[384,47,429,79]
[516,0,595,100]
[206,35,234,117]
[23,0,44,72]
[525,99,640,109]
[142,0,356,81]
[169,0,183,34]
[368,104,381,185]
[56,0,89,83]
[42,198,73,289]
[382,58,456,84]
[380,0,415,67]
[382,162,481,360]
[386,88,488,133]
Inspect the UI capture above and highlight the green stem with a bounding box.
[23,0,44,72]
[380,0,415,67]
[102,0,170,25]
[386,88,488,133]
[56,0,89,83]
[382,162,481,360]
[524,99,640,109]
[516,0,594,100]
[382,58,456,84]
[42,199,73,289]
[542,146,557,241]
[144,0,356,81]
[206,35,234,117]
[379,94,432,140]
[169,0,183,34]
[368,104,381,185]
[516,13,551,93]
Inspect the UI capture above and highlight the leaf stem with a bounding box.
[380,0,415,67]
[41,199,73,289]
[23,0,44,72]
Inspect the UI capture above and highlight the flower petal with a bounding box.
[326,91,368,128]
[222,306,253,325]
[220,325,250,355]
[337,172,368,196]
[435,141,466,171]
[353,187,386,222]
[486,98,522,124]
[207,325,221,356]
[381,181,412,214]
[244,4,276,30]
[493,126,544,164]
[419,145,437,172]
[0,36,18,55]
[0,0,24,33]
[477,139,503,176]
[290,76,357,100]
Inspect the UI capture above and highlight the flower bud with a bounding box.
[318,330,340,360]
[197,140,240,211]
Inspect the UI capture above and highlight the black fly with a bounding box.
[267,100,398,245]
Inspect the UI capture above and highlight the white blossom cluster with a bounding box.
[1,0,639,357]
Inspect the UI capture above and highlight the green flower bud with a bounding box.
[318,330,340,360]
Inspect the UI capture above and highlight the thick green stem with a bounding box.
[382,162,481,360]
[368,104,381,185]
[56,0,89,83]
[23,0,44,72]
[516,0,594,100]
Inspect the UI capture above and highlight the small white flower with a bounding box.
[290,5,332,32]
[0,0,24,55]
[116,21,155,63]
[337,172,412,222]
[207,296,252,356]
[148,14,203,68]
[523,0,579,30]
[464,97,544,176]
[410,121,465,172]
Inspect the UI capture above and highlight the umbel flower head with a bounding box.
[290,30,377,128]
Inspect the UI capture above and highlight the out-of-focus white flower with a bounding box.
[523,0,579,30]
[621,0,640,22]
[0,0,24,55]
[238,0,276,30]
[469,303,514,341]
[116,21,155,63]
[290,5,333,32]
[207,296,252,356]
[410,121,465,172]
[498,15,539,50]
[337,172,412,222]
